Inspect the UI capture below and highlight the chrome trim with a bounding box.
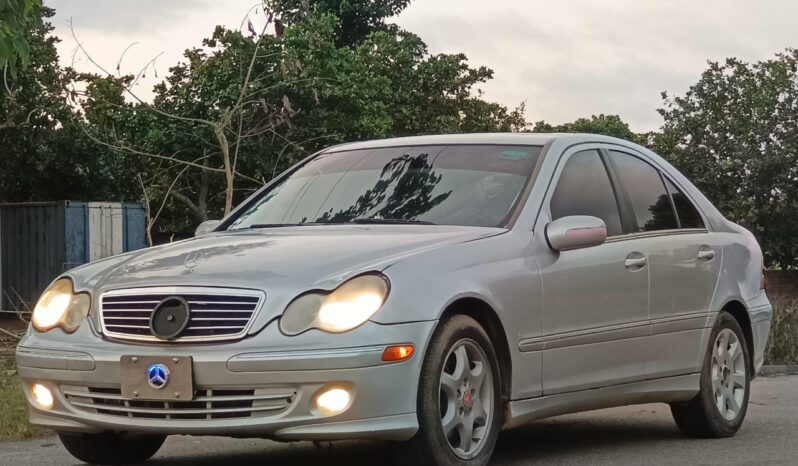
[518,311,710,352]
[99,286,266,343]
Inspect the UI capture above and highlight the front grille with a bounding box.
[61,385,297,420]
[100,287,264,342]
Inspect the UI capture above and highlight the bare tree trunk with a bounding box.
[214,124,235,215]
[198,156,210,221]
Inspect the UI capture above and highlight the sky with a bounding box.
[45,0,798,132]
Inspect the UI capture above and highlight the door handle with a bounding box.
[697,246,715,261]
[625,253,647,269]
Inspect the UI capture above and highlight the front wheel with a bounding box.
[397,314,502,466]
[59,431,166,465]
[670,311,751,438]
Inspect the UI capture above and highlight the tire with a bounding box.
[396,314,503,466]
[670,311,751,438]
[58,431,166,465]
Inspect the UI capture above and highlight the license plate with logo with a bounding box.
[120,355,194,401]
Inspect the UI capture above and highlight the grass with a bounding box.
[764,294,798,365]
[0,356,46,440]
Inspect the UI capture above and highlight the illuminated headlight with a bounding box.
[280,274,389,335]
[31,278,91,333]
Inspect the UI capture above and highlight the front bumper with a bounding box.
[16,319,436,441]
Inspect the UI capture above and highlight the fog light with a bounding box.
[315,387,351,416]
[32,384,54,410]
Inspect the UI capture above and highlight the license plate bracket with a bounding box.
[120,355,194,401]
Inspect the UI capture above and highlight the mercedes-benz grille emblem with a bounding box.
[149,296,191,340]
[147,363,170,389]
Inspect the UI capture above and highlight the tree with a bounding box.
[81,4,527,234]
[532,114,640,142]
[0,0,42,72]
[655,52,798,268]
[267,0,410,46]
[0,7,132,203]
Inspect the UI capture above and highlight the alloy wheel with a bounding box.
[438,338,495,460]
[711,328,747,421]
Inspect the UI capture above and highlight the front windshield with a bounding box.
[227,144,542,229]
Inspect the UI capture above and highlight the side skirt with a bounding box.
[504,373,699,430]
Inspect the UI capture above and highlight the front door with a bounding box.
[536,148,650,395]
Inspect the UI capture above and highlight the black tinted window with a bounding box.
[609,151,678,232]
[550,150,623,236]
[664,178,705,229]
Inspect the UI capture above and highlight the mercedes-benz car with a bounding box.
[16,134,772,466]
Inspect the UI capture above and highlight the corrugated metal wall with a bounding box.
[0,201,148,311]
[0,203,66,313]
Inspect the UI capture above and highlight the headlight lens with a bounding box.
[280,274,389,335]
[31,278,91,333]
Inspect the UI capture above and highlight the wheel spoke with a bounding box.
[440,372,460,398]
[729,340,742,362]
[711,366,721,393]
[731,372,746,389]
[457,419,474,453]
[717,331,729,357]
[473,398,488,424]
[441,410,459,437]
[726,388,741,414]
[451,346,468,381]
[469,360,486,391]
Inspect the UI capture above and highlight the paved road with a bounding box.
[2,376,796,465]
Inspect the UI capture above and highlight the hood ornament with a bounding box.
[184,251,204,269]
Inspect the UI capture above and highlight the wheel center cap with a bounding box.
[463,390,473,409]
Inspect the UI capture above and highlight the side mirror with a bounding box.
[195,220,222,237]
[545,215,607,251]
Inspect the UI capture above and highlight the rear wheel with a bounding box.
[58,431,166,465]
[670,311,750,438]
[397,314,502,466]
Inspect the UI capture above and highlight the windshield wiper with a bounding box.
[348,217,436,225]
[245,223,322,229]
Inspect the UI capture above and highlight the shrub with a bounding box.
[764,294,798,365]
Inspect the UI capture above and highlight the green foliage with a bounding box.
[655,52,798,268]
[532,114,640,142]
[267,0,410,46]
[0,8,134,203]
[0,0,42,72]
[765,294,798,365]
[80,9,527,232]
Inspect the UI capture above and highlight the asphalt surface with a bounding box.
[2,375,796,465]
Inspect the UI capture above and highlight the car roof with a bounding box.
[322,133,636,153]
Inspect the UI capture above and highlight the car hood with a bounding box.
[69,225,504,295]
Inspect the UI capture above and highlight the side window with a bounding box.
[608,151,678,232]
[664,178,705,229]
[550,150,623,236]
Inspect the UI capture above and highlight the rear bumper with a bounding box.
[16,320,436,440]
[747,291,773,377]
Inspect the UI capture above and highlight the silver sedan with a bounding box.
[16,133,772,466]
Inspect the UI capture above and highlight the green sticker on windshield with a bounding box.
[499,149,529,160]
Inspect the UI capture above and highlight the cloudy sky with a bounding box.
[46,0,798,131]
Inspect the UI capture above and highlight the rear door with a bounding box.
[605,149,722,378]
[537,147,650,395]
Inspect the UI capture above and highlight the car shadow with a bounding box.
[126,409,686,466]
[491,413,685,465]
